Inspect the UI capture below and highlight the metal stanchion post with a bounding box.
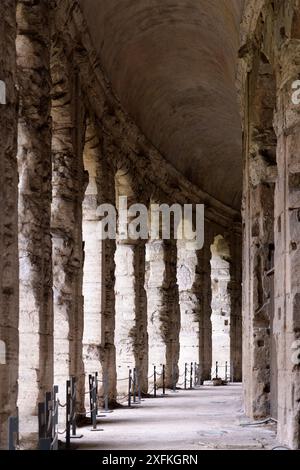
[225,361,228,382]
[128,369,132,408]
[95,372,100,416]
[88,375,93,426]
[190,362,193,389]
[194,362,197,387]
[52,385,59,450]
[133,368,137,403]
[162,364,166,396]
[136,368,141,403]
[154,366,157,398]
[216,361,219,379]
[66,380,71,449]
[184,363,187,390]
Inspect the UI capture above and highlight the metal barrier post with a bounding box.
[216,361,219,379]
[45,391,52,440]
[66,380,71,449]
[225,361,228,381]
[184,363,187,390]
[190,362,193,389]
[136,368,141,403]
[88,374,94,426]
[128,369,132,408]
[133,368,137,403]
[95,372,100,416]
[52,385,59,450]
[154,366,157,398]
[194,362,197,387]
[162,364,166,396]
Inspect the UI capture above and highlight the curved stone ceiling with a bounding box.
[80,0,243,211]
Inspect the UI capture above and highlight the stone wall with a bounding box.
[239,0,300,449]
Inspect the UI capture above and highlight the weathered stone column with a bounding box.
[210,235,231,380]
[51,40,86,409]
[228,230,243,382]
[177,241,200,378]
[114,172,148,394]
[273,41,300,449]
[99,135,117,402]
[0,0,19,449]
[146,238,180,388]
[82,123,103,405]
[135,240,148,393]
[198,227,213,382]
[115,242,137,391]
[16,0,53,447]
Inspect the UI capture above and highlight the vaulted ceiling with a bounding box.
[80,0,243,211]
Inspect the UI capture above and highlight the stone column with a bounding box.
[273,42,300,449]
[0,0,18,450]
[114,170,148,395]
[177,241,200,378]
[135,240,148,393]
[146,238,180,388]
[210,235,231,380]
[16,0,53,448]
[82,123,103,406]
[51,41,86,409]
[198,227,213,382]
[115,242,137,391]
[228,230,243,382]
[100,135,117,402]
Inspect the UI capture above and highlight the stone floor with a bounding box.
[76,383,278,450]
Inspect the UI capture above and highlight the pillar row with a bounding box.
[0,0,18,450]
[16,0,53,448]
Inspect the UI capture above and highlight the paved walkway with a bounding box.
[77,384,278,450]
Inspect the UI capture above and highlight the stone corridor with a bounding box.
[1,0,300,453]
[79,384,278,451]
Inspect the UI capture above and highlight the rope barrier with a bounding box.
[12,361,203,450]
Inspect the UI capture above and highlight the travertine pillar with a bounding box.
[82,123,103,405]
[198,227,213,381]
[210,235,231,380]
[274,42,300,449]
[51,40,86,409]
[114,170,148,394]
[135,241,148,393]
[228,231,243,382]
[146,238,180,388]
[0,0,18,449]
[115,242,137,391]
[16,0,53,447]
[99,135,117,402]
[177,241,200,378]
